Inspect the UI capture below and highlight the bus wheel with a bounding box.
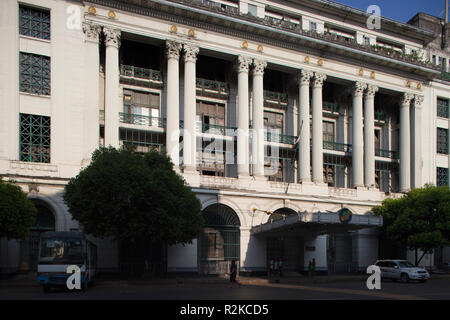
[43,285,51,293]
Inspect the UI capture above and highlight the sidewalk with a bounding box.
[2,272,450,288]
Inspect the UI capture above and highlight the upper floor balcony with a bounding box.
[263,90,288,107]
[119,111,165,129]
[120,65,163,88]
[196,78,229,98]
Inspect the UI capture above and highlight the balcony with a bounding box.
[375,148,399,159]
[119,112,165,129]
[264,132,296,145]
[120,65,163,88]
[323,141,351,152]
[263,90,288,107]
[196,78,229,98]
[201,122,236,136]
[323,102,340,114]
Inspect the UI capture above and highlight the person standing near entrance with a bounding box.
[311,258,316,277]
[229,260,241,288]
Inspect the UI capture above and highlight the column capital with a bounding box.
[166,40,182,60]
[365,84,379,97]
[183,44,199,63]
[236,55,252,73]
[82,22,101,43]
[413,94,424,108]
[312,72,327,88]
[400,92,414,106]
[352,81,367,97]
[298,69,313,86]
[103,27,121,48]
[252,59,267,76]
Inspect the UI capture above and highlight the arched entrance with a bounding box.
[198,203,240,274]
[21,199,55,272]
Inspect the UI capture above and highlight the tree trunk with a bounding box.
[416,250,429,267]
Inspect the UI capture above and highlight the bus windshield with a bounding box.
[39,238,83,264]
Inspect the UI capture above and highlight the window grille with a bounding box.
[20,113,51,163]
[19,5,50,40]
[20,52,51,95]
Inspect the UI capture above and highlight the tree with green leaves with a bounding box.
[63,147,203,259]
[0,177,37,239]
[373,185,450,266]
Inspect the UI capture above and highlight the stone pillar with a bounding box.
[165,41,182,168]
[236,55,252,177]
[311,73,327,183]
[103,27,121,148]
[298,70,313,183]
[400,93,413,192]
[352,82,366,188]
[251,59,267,177]
[411,94,424,189]
[183,44,199,172]
[364,84,378,188]
[82,22,101,162]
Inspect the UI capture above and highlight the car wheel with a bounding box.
[400,273,409,283]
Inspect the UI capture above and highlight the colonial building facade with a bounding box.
[1,0,449,275]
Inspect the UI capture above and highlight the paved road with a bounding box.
[1,277,450,300]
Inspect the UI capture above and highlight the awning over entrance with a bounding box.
[250,210,383,236]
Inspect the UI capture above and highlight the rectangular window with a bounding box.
[437,128,449,154]
[19,5,50,40]
[19,52,51,95]
[363,36,370,46]
[264,111,283,135]
[310,21,317,32]
[437,167,449,187]
[323,121,335,142]
[122,90,161,127]
[20,113,51,163]
[437,98,449,118]
[433,55,437,65]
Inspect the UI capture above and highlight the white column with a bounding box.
[251,59,267,177]
[352,82,366,188]
[400,93,413,192]
[165,41,182,168]
[236,55,252,177]
[82,22,101,162]
[103,27,121,148]
[183,44,199,172]
[412,94,424,189]
[311,73,327,183]
[298,70,313,183]
[364,84,378,188]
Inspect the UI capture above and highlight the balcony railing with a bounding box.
[119,112,164,128]
[201,123,236,136]
[264,132,296,144]
[120,65,162,83]
[375,148,399,159]
[323,141,351,152]
[323,102,339,113]
[375,112,386,122]
[264,90,288,105]
[196,78,229,96]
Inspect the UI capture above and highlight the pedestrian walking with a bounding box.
[229,260,241,288]
[278,258,283,277]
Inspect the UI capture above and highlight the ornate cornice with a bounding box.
[82,22,101,43]
[236,55,252,73]
[166,40,182,60]
[352,82,367,97]
[298,70,313,86]
[183,44,199,63]
[103,26,121,48]
[252,59,267,76]
[400,93,414,106]
[312,73,327,88]
[365,84,379,98]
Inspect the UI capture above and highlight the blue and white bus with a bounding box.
[36,231,97,292]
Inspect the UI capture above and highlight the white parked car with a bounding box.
[374,259,430,283]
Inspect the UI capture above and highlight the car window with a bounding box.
[398,261,414,268]
[388,262,398,268]
[376,261,385,267]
